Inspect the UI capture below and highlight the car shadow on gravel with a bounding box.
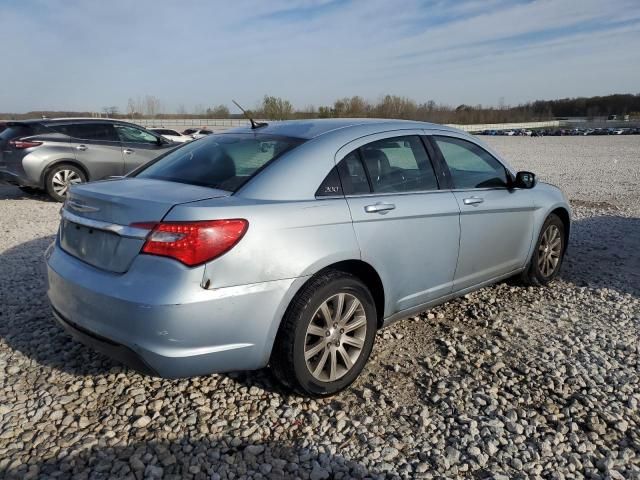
[0,185,53,201]
[0,214,637,381]
[560,214,640,296]
[3,437,375,479]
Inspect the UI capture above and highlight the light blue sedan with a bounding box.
[45,119,570,396]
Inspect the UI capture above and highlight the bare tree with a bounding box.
[144,95,161,117]
[177,104,187,115]
[207,104,230,118]
[127,98,138,118]
[260,95,293,120]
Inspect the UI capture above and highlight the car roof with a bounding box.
[225,118,461,140]
[7,118,144,127]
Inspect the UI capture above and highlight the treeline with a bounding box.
[525,94,640,118]
[2,93,639,123]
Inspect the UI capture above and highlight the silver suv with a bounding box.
[0,118,177,201]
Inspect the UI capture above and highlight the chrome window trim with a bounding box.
[344,189,449,199]
[60,209,151,239]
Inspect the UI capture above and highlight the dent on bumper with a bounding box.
[46,245,304,378]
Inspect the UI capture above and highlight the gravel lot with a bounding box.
[0,136,638,479]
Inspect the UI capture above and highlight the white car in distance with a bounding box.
[148,128,192,143]
[182,128,214,139]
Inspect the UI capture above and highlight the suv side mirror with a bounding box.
[513,171,536,189]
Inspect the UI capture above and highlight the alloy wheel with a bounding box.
[304,293,367,382]
[538,224,562,277]
[51,169,82,197]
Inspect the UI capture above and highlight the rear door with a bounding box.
[60,122,124,179]
[430,134,535,290]
[115,124,174,172]
[337,132,461,316]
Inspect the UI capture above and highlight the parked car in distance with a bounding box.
[148,127,191,143]
[0,118,178,201]
[46,119,571,396]
[183,127,214,139]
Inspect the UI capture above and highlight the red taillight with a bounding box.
[134,219,248,267]
[9,139,43,149]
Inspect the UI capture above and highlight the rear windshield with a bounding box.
[134,133,305,192]
[0,124,46,141]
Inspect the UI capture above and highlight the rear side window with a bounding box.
[338,150,370,195]
[359,136,438,193]
[135,134,304,192]
[57,123,119,141]
[0,124,48,141]
[433,136,508,189]
[316,150,371,197]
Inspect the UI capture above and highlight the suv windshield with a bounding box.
[134,133,304,192]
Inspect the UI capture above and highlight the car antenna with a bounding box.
[232,100,268,129]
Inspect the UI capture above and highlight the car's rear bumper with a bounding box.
[52,306,159,376]
[45,242,306,378]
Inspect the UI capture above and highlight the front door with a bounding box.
[114,124,171,172]
[338,133,461,317]
[431,135,535,291]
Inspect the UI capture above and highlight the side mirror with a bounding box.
[513,171,536,189]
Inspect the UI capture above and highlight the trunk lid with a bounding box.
[59,178,229,273]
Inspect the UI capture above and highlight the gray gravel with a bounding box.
[1,136,639,479]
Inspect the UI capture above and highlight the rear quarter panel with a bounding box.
[165,196,361,289]
[19,135,78,186]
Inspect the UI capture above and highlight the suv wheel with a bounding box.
[45,164,86,202]
[271,270,377,396]
[521,213,566,286]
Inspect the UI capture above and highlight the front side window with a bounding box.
[433,136,508,189]
[135,134,304,192]
[359,136,438,193]
[116,125,159,144]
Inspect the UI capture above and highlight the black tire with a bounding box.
[45,164,86,202]
[270,270,377,397]
[521,214,566,286]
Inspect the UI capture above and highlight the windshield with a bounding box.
[134,133,305,192]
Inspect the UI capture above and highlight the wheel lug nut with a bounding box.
[325,331,330,337]
[333,323,337,328]
[340,329,344,334]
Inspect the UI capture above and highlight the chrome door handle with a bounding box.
[123,148,135,155]
[75,144,87,151]
[463,197,484,206]
[364,202,396,214]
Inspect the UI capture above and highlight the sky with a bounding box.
[1,0,639,113]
